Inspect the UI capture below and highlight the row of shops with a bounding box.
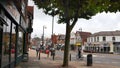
[84,42,120,54]
[0,0,33,68]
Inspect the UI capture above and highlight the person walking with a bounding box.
[46,48,50,58]
[51,48,55,60]
[36,47,39,57]
[78,47,81,59]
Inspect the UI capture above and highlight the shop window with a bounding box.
[17,28,23,57]
[2,18,11,67]
[0,21,2,67]
[11,23,16,62]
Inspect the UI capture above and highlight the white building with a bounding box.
[85,31,120,54]
[70,32,76,45]
[70,31,91,51]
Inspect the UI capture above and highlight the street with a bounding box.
[55,50,120,67]
[16,49,120,68]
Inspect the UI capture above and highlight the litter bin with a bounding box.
[87,54,92,66]
[23,53,29,62]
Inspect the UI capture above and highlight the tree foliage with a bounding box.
[33,0,120,25]
[89,0,120,13]
[33,0,96,23]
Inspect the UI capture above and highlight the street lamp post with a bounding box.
[38,25,46,60]
[42,25,46,46]
[52,15,54,48]
[51,11,56,60]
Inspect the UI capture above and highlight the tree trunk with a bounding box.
[63,21,71,67]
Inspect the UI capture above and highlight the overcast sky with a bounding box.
[28,0,120,38]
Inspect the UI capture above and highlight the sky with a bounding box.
[28,0,120,38]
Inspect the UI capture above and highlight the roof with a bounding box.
[91,31,120,37]
[76,31,92,39]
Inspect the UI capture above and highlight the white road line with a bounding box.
[83,55,97,57]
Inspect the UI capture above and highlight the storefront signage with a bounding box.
[3,1,20,24]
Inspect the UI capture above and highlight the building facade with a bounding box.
[85,31,120,54]
[70,32,76,45]
[74,31,91,51]
[0,0,33,68]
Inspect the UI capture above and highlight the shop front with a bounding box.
[0,1,27,68]
[0,9,17,68]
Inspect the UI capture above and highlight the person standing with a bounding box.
[78,47,81,59]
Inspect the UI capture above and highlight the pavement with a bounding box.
[15,49,119,68]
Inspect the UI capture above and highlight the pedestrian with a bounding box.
[78,47,81,59]
[36,47,39,57]
[46,48,50,58]
[52,48,55,60]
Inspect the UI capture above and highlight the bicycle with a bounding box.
[76,54,84,60]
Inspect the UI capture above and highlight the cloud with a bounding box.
[73,12,120,34]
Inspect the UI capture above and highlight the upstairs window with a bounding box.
[103,36,106,41]
[21,1,25,15]
[112,37,115,41]
[97,37,99,42]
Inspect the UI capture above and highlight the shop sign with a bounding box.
[5,1,20,23]
[75,42,81,46]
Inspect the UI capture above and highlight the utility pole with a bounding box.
[42,25,46,46]
[39,26,46,60]
[42,26,45,46]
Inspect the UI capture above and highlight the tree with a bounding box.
[87,0,120,13]
[32,0,120,67]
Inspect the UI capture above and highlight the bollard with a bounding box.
[52,52,55,60]
[87,54,92,66]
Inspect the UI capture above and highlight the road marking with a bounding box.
[83,55,97,57]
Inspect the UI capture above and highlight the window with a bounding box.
[17,28,23,57]
[2,18,11,67]
[112,37,115,41]
[0,20,3,67]
[21,1,25,15]
[103,36,106,41]
[11,23,16,62]
[91,37,93,42]
[97,37,99,42]
[94,37,96,42]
